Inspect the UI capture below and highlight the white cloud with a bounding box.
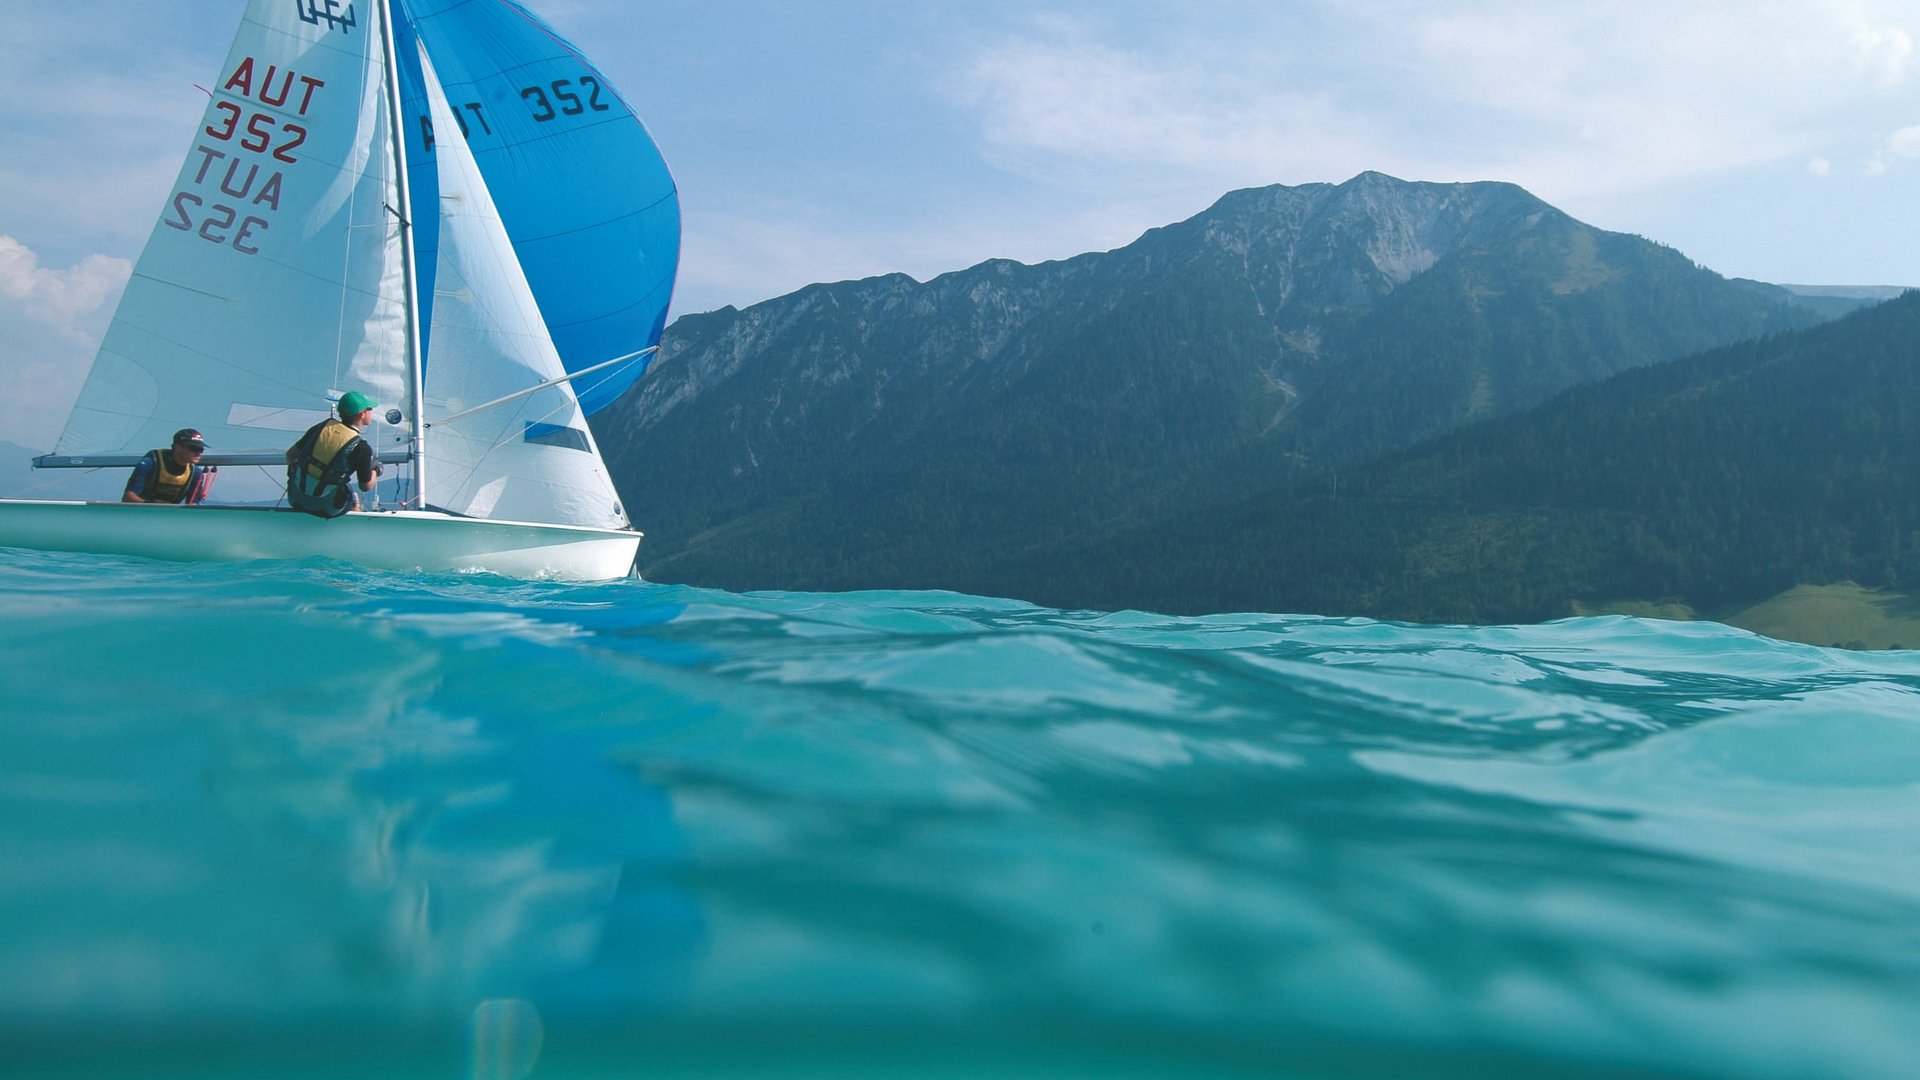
[1847,14,1915,87]
[1863,122,1920,175]
[945,1,1920,206]
[0,236,127,449]
[1809,157,1834,176]
[0,236,129,340]
[950,29,1397,195]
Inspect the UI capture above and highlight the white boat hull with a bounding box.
[0,500,641,582]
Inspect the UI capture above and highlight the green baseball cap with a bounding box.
[337,391,378,418]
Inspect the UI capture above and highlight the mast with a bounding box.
[378,0,428,508]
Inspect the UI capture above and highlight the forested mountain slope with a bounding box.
[596,173,1839,594]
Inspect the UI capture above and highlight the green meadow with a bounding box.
[1579,583,1920,651]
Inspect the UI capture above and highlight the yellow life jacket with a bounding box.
[143,449,196,504]
[303,420,361,484]
[287,419,365,518]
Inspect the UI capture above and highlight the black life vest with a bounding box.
[140,449,201,504]
[286,419,365,519]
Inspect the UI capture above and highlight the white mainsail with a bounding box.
[414,48,630,530]
[53,1,411,460]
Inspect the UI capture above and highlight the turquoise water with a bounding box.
[3,548,1918,1079]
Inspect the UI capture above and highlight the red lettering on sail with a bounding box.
[218,58,326,117]
[296,76,326,116]
[223,57,255,97]
[257,65,294,108]
[254,172,283,211]
[178,58,329,258]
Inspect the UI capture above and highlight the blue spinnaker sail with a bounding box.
[397,0,680,415]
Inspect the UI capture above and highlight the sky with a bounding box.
[1,0,1917,453]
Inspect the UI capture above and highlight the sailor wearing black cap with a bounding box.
[122,428,216,505]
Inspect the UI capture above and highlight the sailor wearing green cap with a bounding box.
[284,392,385,518]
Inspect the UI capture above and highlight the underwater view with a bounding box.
[2,547,1917,1078]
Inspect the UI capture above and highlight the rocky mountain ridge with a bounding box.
[593,173,1843,593]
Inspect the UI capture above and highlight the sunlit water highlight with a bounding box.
[2,548,1917,1078]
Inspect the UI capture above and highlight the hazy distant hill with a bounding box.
[596,173,1838,594]
[0,441,283,504]
[1734,280,1898,320]
[1022,290,1920,624]
[0,441,122,501]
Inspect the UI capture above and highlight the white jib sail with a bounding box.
[53,0,411,460]
[415,47,630,531]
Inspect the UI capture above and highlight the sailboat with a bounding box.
[0,0,678,581]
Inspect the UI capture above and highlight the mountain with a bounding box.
[596,173,1837,594]
[1733,280,1899,320]
[1022,291,1920,624]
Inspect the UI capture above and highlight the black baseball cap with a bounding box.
[173,428,208,450]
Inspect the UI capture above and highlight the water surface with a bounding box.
[3,549,1916,1078]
